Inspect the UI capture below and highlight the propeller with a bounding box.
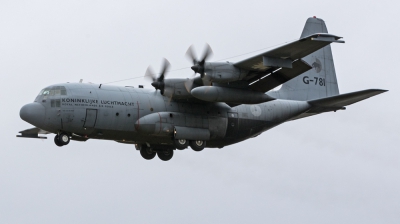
[144,58,170,95]
[185,43,213,78]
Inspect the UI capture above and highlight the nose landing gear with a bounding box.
[54,135,63,147]
[54,133,70,147]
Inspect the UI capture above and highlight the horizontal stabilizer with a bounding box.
[307,89,387,113]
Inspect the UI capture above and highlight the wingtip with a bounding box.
[373,89,389,93]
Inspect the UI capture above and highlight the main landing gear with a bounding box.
[174,139,206,152]
[137,144,175,161]
[157,149,174,161]
[54,133,70,147]
[137,139,207,161]
[174,139,189,150]
[189,140,206,152]
[140,146,156,160]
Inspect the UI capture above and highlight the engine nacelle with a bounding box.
[191,86,275,104]
[135,112,174,136]
[162,78,194,100]
[204,62,247,83]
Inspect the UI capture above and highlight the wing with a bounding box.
[17,127,50,139]
[231,33,344,92]
[168,33,344,105]
[247,59,312,92]
[235,33,344,72]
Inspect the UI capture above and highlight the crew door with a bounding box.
[84,109,98,128]
[225,112,238,138]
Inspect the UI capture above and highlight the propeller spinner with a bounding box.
[145,58,170,95]
[185,43,213,78]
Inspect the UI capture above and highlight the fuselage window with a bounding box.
[51,99,61,107]
[61,86,67,95]
[53,88,61,96]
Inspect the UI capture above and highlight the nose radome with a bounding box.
[20,103,45,127]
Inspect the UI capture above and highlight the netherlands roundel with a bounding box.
[250,105,262,117]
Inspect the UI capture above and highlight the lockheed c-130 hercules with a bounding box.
[18,17,387,161]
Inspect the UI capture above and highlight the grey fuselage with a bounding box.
[21,83,311,148]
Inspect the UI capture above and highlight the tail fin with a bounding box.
[273,17,340,101]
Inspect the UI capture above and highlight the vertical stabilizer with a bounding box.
[271,17,340,101]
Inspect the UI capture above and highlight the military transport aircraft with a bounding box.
[18,17,387,161]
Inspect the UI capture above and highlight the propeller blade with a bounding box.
[167,95,173,104]
[202,77,212,86]
[185,45,198,65]
[185,43,213,77]
[200,43,213,65]
[184,78,195,93]
[144,66,156,82]
[158,58,170,81]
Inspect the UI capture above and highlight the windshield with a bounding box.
[35,86,67,103]
[39,86,67,96]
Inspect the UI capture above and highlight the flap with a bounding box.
[248,59,312,92]
[234,33,344,72]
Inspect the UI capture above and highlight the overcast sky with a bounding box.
[1,0,399,223]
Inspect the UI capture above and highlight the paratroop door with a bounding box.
[84,109,97,128]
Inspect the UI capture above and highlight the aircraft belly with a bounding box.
[208,116,227,139]
[208,100,311,147]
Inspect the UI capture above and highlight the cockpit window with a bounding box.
[38,89,44,95]
[39,86,67,96]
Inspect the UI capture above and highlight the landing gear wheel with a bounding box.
[190,140,206,151]
[174,139,188,150]
[140,147,156,160]
[54,135,63,147]
[58,133,70,145]
[157,149,174,161]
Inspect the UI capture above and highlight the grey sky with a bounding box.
[1,0,399,223]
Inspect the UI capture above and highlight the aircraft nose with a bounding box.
[20,103,45,127]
